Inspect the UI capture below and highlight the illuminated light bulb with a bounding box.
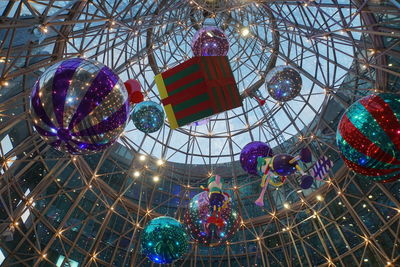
[139,155,146,161]
[240,27,250,37]
[157,159,164,166]
[133,171,140,177]
[283,203,290,209]
[316,195,323,201]
[153,176,160,182]
[27,198,34,205]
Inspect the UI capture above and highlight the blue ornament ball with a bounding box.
[141,216,189,264]
[131,101,164,133]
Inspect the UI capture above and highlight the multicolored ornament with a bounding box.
[30,58,129,154]
[240,142,274,176]
[191,26,229,56]
[124,79,144,105]
[336,93,400,183]
[185,191,240,247]
[131,101,164,133]
[266,65,302,102]
[141,216,189,264]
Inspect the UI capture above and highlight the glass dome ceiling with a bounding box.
[0,0,399,267]
[120,0,361,164]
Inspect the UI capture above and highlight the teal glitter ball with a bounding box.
[140,216,189,264]
[131,101,164,133]
[336,93,400,182]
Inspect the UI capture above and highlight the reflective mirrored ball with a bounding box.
[266,65,302,102]
[30,58,129,154]
[191,26,229,56]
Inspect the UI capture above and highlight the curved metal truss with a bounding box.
[0,0,399,266]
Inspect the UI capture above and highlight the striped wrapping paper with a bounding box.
[155,56,242,129]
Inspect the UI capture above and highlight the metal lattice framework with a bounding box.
[0,0,399,266]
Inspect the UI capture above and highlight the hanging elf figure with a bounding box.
[201,175,230,227]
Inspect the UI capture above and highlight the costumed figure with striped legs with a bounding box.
[201,175,230,227]
[254,148,314,207]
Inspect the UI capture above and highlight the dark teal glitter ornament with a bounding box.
[141,216,189,264]
[131,101,164,133]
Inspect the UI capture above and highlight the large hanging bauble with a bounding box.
[184,191,241,247]
[141,216,189,264]
[266,65,302,102]
[191,26,229,57]
[131,101,164,133]
[336,93,400,183]
[240,142,274,175]
[30,58,129,154]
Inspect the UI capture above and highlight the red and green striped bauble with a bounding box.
[336,93,400,183]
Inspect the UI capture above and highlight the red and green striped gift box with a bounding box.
[155,56,242,129]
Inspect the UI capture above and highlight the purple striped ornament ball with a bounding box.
[30,58,130,154]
